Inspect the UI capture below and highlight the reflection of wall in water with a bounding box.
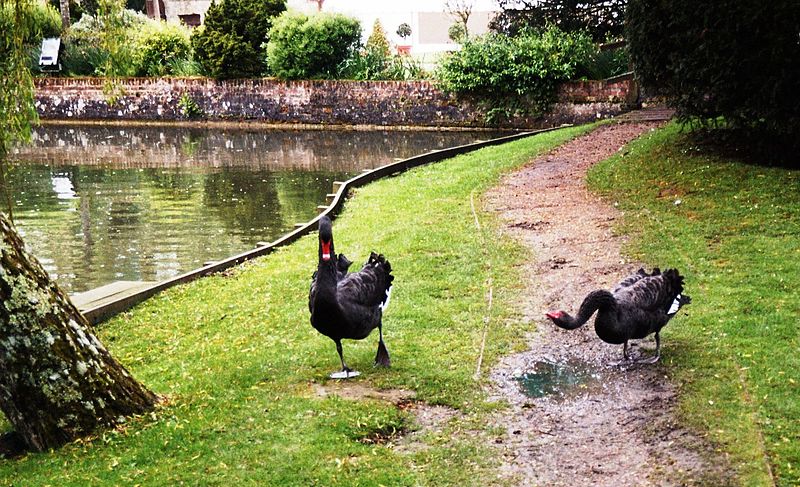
[12,126,500,171]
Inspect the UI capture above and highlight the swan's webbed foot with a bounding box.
[374,324,390,368]
[330,367,361,379]
[331,340,361,379]
[613,333,662,366]
[635,332,661,364]
[374,339,390,368]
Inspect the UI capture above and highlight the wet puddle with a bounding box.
[514,360,595,398]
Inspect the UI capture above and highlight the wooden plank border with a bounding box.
[82,126,566,325]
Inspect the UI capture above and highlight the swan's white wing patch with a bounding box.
[379,286,392,312]
[668,294,682,315]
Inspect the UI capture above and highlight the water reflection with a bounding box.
[10,125,502,293]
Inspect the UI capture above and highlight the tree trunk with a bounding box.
[0,212,158,452]
[59,0,70,29]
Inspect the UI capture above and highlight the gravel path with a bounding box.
[484,122,734,486]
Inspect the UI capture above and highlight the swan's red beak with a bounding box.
[321,240,332,261]
[546,311,563,320]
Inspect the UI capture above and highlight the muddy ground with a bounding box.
[483,121,734,486]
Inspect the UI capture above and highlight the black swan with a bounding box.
[309,216,394,379]
[545,268,691,364]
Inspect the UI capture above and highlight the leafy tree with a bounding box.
[266,11,361,80]
[0,0,158,453]
[491,0,626,41]
[626,0,800,157]
[191,0,286,78]
[436,26,594,123]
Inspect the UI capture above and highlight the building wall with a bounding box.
[33,77,637,129]
[163,0,211,25]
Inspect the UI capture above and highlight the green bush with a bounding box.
[191,0,286,79]
[626,0,800,143]
[133,21,192,76]
[436,26,594,122]
[266,11,361,80]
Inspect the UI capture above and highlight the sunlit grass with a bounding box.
[588,122,800,486]
[0,124,593,486]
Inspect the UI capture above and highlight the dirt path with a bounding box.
[484,122,733,486]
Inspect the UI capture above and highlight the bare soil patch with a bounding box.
[484,122,734,486]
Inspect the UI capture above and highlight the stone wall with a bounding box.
[34,77,637,129]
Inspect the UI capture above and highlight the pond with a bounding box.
[9,124,503,293]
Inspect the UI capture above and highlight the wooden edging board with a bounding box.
[82,125,567,325]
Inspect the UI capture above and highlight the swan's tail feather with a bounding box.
[367,252,394,311]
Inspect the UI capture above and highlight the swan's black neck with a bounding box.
[315,216,338,302]
[562,290,617,329]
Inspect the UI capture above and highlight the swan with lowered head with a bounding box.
[546,268,691,364]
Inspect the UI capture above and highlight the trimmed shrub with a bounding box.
[626,0,800,142]
[133,21,192,76]
[266,11,361,80]
[436,26,595,122]
[190,0,286,78]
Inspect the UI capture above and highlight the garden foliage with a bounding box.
[61,11,195,77]
[266,11,360,80]
[191,0,286,79]
[338,47,426,81]
[1,0,61,75]
[436,26,594,123]
[60,9,145,76]
[626,0,800,149]
[0,1,61,44]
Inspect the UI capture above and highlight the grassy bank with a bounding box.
[588,123,800,486]
[0,124,592,485]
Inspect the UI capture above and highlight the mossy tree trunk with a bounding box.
[0,212,158,452]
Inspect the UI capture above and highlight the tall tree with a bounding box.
[0,0,158,453]
[491,0,627,41]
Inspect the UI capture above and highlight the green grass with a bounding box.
[0,124,593,486]
[588,122,800,487]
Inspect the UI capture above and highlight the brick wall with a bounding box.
[34,77,636,129]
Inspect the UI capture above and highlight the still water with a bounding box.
[9,125,501,293]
